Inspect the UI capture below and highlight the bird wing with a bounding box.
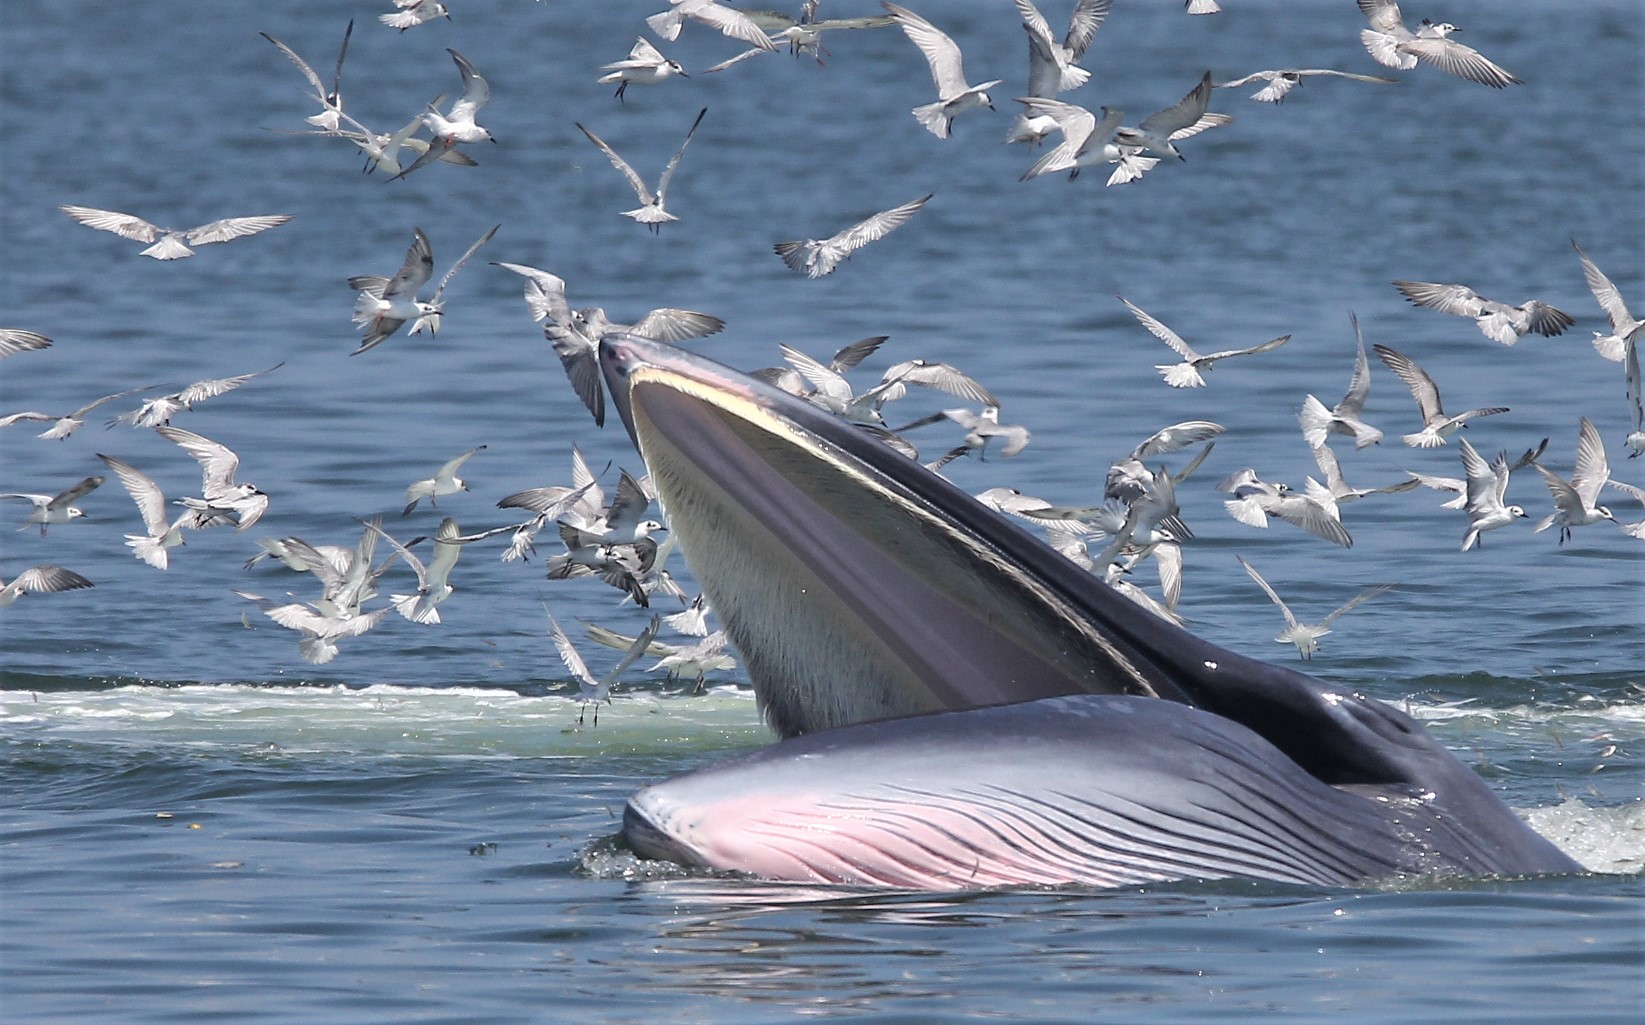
[1237,556,1299,629]
[1357,0,1406,33]
[1138,72,1213,137]
[1520,301,1574,338]
[781,345,853,402]
[260,31,328,102]
[545,610,599,688]
[578,123,655,205]
[1394,280,1486,317]
[493,262,573,325]
[599,615,665,688]
[72,385,156,419]
[1064,0,1112,59]
[1533,463,1584,519]
[439,444,486,479]
[183,215,293,246]
[828,336,890,372]
[629,308,725,342]
[1373,343,1444,422]
[1397,37,1520,88]
[175,362,283,407]
[430,224,499,302]
[1119,296,1198,360]
[384,228,435,298]
[96,454,169,534]
[445,49,490,119]
[656,108,708,207]
[1573,240,1636,335]
[1570,416,1609,507]
[1318,584,1395,628]
[11,566,94,595]
[1201,334,1290,363]
[544,323,605,427]
[689,2,778,51]
[60,205,162,243]
[1132,420,1223,459]
[1338,313,1374,416]
[885,3,970,97]
[879,360,999,407]
[49,475,105,511]
[1298,69,1399,83]
[155,426,242,489]
[0,329,51,357]
[831,193,932,254]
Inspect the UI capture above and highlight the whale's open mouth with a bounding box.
[595,333,1580,888]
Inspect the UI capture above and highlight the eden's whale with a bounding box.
[598,334,1579,889]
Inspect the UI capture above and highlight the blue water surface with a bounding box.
[1,1,1640,1022]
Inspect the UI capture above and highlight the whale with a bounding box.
[597,333,1580,889]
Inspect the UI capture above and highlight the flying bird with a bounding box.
[350,225,498,354]
[577,108,707,232]
[1393,280,1574,347]
[774,193,932,278]
[387,49,494,181]
[0,475,104,536]
[404,445,486,516]
[154,426,268,529]
[1119,296,1289,388]
[1237,557,1394,660]
[1358,0,1521,88]
[545,610,662,725]
[0,566,94,608]
[95,453,194,569]
[1112,71,1231,162]
[1015,100,1127,181]
[493,261,723,426]
[1572,240,1642,363]
[599,37,688,100]
[1455,439,1527,551]
[1373,343,1508,447]
[1105,421,1222,504]
[1,386,155,441]
[259,20,352,131]
[60,205,292,260]
[1015,0,1108,95]
[107,363,283,429]
[380,0,449,31]
[646,1,778,52]
[1531,418,1616,543]
[1299,314,1383,449]
[1214,68,1397,103]
[883,3,1003,139]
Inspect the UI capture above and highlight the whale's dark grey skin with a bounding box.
[598,334,1579,889]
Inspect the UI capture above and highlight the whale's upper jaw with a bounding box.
[599,332,1210,738]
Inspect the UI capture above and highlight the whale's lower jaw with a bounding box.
[621,695,1574,891]
[598,334,1582,889]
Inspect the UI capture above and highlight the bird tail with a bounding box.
[911,102,951,139]
[126,534,170,570]
[141,236,194,260]
[1298,394,1333,449]
[298,636,340,664]
[391,592,441,625]
[1057,64,1091,93]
